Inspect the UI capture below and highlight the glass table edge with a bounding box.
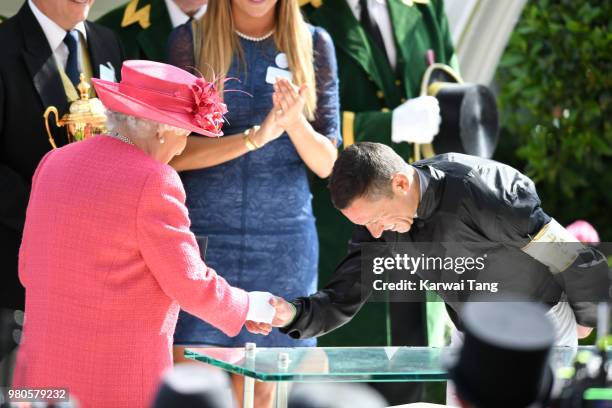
[184,348,449,382]
[184,346,610,383]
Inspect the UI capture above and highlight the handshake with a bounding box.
[244,291,296,335]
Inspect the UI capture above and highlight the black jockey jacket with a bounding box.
[281,153,610,339]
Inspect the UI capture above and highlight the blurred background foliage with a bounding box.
[494,0,611,239]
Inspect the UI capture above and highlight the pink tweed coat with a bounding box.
[13,136,249,407]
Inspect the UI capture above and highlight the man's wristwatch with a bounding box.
[243,126,261,151]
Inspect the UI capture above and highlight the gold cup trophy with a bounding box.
[43,73,107,149]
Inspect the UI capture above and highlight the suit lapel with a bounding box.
[18,3,68,113]
[387,0,423,87]
[311,1,385,91]
[137,0,173,61]
[388,0,422,51]
[86,22,110,78]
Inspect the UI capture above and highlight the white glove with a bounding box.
[391,95,441,144]
[246,291,276,324]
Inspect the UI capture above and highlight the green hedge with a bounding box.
[495,0,611,239]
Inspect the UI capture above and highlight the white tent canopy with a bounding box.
[445,0,527,84]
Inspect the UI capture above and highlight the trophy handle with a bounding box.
[43,106,60,149]
[412,61,465,162]
[412,143,422,163]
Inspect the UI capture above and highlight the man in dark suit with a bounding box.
[300,0,457,349]
[300,1,457,402]
[0,0,124,320]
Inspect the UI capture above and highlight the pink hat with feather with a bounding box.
[92,60,227,137]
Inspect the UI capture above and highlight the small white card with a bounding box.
[265,66,293,85]
[99,62,116,82]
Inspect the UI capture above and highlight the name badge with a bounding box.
[266,66,292,85]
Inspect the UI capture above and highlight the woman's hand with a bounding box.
[269,78,337,178]
[272,78,308,132]
[251,109,284,147]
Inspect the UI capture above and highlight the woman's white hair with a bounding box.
[105,110,186,139]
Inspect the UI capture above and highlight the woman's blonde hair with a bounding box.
[194,0,317,120]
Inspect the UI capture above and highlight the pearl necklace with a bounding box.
[107,132,134,146]
[235,29,274,42]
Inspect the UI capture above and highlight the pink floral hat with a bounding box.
[92,60,227,137]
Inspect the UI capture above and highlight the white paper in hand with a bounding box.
[246,291,275,324]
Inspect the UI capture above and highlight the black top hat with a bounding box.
[448,301,556,408]
[152,364,230,408]
[421,64,499,159]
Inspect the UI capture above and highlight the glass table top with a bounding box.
[184,346,611,382]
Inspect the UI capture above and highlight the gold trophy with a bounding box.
[43,74,107,149]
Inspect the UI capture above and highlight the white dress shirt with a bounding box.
[28,0,87,72]
[164,0,207,28]
[346,0,397,69]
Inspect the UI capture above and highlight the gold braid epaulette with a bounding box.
[121,0,151,29]
[298,0,323,8]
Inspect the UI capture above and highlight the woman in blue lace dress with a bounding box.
[168,1,340,402]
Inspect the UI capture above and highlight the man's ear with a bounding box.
[391,172,410,195]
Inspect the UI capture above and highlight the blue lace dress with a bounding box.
[167,24,341,347]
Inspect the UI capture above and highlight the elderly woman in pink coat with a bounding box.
[13,60,277,408]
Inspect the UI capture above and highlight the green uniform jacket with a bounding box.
[302,0,457,346]
[97,0,173,62]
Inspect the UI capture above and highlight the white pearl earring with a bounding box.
[159,136,165,144]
